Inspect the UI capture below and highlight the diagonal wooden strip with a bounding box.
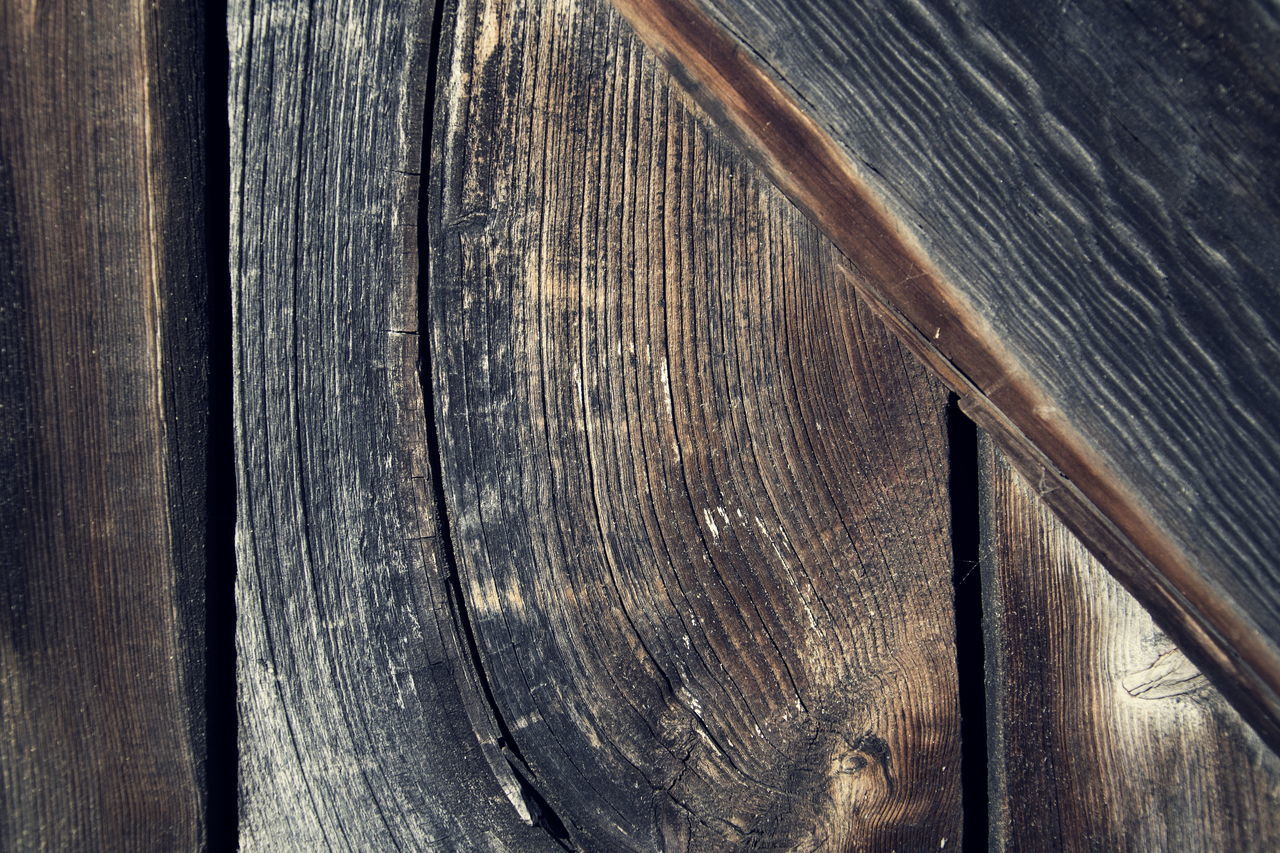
[429,0,962,847]
[608,0,1280,750]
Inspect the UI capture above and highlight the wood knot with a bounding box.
[1122,648,1208,700]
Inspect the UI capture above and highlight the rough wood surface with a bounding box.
[981,437,1280,851]
[230,0,557,847]
[429,0,961,847]
[608,0,1280,746]
[0,0,209,848]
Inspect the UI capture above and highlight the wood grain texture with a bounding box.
[0,0,209,848]
[608,0,1280,746]
[429,0,961,847]
[981,437,1280,851]
[230,0,556,847]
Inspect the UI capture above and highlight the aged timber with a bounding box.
[229,0,556,847]
[0,0,210,847]
[609,0,1280,747]
[982,438,1280,850]
[428,0,962,847]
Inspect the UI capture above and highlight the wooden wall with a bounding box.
[610,0,1280,748]
[3,0,1279,848]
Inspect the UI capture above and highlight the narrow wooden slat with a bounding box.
[608,0,1280,747]
[0,0,209,847]
[981,437,1280,850]
[230,0,556,847]
[430,0,962,847]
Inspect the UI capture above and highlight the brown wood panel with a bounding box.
[608,0,1280,748]
[0,0,210,848]
[981,437,1280,851]
[429,0,962,847]
[230,0,557,847]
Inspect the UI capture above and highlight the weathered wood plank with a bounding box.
[430,0,962,847]
[0,0,209,847]
[230,0,557,847]
[609,0,1280,746]
[981,437,1280,851]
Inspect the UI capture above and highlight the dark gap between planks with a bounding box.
[204,0,238,844]
[947,393,988,852]
[416,2,574,846]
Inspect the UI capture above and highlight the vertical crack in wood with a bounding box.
[946,394,988,852]
[204,0,238,844]
[416,2,574,846]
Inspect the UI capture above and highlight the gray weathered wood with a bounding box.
[429,0,963,847]
[610,0,1280,746]
[230,0,557,847]
[982,437,1280,851]
[0,0,209,847]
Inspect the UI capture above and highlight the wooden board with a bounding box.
[429,0,961,847]
[230,0,557,847]
[608,0,1280,747]
[0,0,209,848]
[981,437,1280,850]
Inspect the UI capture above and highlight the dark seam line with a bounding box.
[947,393,988,852]
[204,0,238,845]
